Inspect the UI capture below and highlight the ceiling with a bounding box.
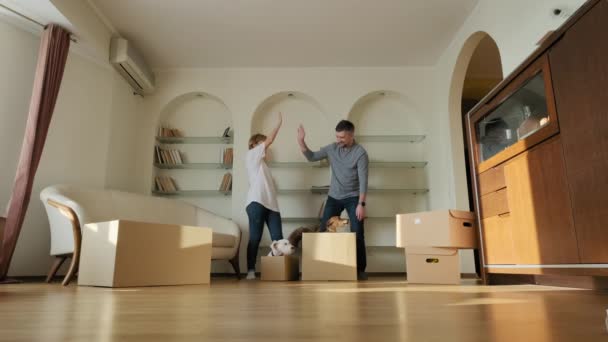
[0,0,73,34]
[89,0,479,69]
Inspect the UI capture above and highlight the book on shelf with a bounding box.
[219,172,232,192]
[154,146,184,165]
[222,148,233,166]
[158,125,183,138]
[155,176,178,192]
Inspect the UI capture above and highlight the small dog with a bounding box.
[325,216,350,233]
[268,239,296,256]
[287,216,350,248]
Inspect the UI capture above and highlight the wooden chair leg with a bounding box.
[229,250,241,280]
[46,256,67,283]
[47,199,82,287]
[62,255,79,286]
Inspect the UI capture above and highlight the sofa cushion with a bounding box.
[111,191,196,226]
[213,232,237,248]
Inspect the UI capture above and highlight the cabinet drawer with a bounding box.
[479,165,506,196]
[482,214,515,265]
[480,188,510,218]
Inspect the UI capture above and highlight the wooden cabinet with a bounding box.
[479,189,509,219]
[504,137,579,264]
[549,0,608,263]
[478,165,506,196]
[482,214,515,265]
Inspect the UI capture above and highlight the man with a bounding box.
[297,120,369,280]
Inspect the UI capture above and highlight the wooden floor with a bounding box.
[1,276,607,341]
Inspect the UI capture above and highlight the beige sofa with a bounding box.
[40,184,241,285]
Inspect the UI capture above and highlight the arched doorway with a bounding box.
[449,32,503,277]
[461,35,503,211]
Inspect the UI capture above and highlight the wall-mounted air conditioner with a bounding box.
[110,37,155,95]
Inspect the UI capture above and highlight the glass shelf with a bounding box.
[152,190,232,197]
[269,161,427,169]
[156,136,233,144]
[154,163,232,170]
[278,189,324,195]
[356,135,426,143]
[475,72,550,163]
[268,162,328,168]
[370,162,427,169]
[367,188,429,195]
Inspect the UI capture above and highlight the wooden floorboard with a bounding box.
[1,276,607,341]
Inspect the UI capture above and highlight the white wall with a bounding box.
[0,17,141,276]
[104,73,145,192]
[0,20,38,216]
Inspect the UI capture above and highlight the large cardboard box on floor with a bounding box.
[78,220,212,287]
[302,232,357,281]
[396,210,477,248]
[261,255,299,281]
[406,247,460,285]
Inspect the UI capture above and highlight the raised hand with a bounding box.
[297,124,306,143]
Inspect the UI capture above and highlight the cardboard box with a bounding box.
[302,232,357,281]
[406,247,460,285]
[261,255,299,281]
[78,220,212,287]
[396,210,477,248]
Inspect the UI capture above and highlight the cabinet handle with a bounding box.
[498,213,510,218]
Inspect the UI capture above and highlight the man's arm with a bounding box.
[356,152,369,221]
[297,125,328,162]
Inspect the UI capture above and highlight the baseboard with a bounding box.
[488,273,608,290]
[214,272,480,279]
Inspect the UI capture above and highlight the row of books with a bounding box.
[157,126,183,138]
[219,173,233,192]
[155,146,184,164]
[155,176,178,192]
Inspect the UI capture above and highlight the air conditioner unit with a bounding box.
[110,37,155,95]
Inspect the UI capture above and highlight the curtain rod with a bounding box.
[0,3,77,43]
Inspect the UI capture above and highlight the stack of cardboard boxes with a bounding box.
[396,210,478,284]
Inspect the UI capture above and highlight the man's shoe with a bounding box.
[357,271,368,281]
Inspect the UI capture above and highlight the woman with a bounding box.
[245,112,283,280]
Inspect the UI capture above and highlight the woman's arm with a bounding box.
[264,112,283,150]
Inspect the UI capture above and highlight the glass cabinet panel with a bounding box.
[475,72,551,163]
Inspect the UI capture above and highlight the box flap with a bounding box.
[406,246,458,256]
[448,210,476,220]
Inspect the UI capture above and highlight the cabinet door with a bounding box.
[470,54,560,173]
[549,0,608,263]
[482,214,515,265]
[504,137,579,264]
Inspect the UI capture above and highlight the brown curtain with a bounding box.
[0,24,71,280]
